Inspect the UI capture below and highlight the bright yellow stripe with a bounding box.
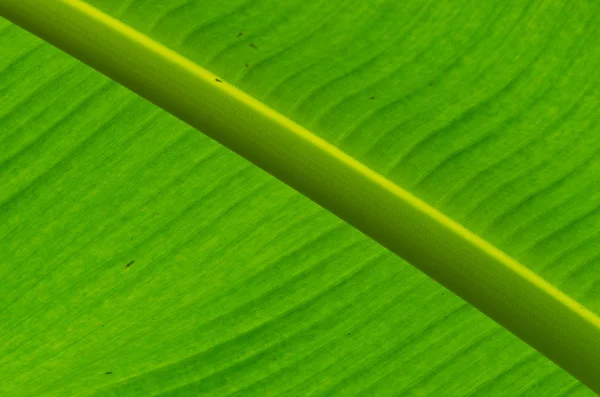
[66,0,600,332]
[2,0,599,392]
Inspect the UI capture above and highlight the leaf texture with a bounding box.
[1,0,600,396]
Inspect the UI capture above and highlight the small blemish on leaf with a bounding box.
[105,372,112,375]
[125,260,134,268]
[237,32,243,37]
[215,78,222,83]
[369,96,375,100]
[249,43,257,49]
[244,63,249,68]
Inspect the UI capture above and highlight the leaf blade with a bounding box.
[1,0,599,393]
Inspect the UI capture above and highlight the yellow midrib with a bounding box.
[1,0,599,393]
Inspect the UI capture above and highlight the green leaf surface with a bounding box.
[1,0,599,396]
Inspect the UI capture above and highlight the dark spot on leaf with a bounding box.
[369,96,375,100]
[237,32,243,37]
[105,372,112,375]
[125,260,134,268]
[244,64,248,68]
[249,43,257,49]
[215,78,222,83]
[442,292,445,295]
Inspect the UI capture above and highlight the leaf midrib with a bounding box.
[1,0,599,393]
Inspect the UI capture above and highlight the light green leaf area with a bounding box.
[0,0,598,397]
